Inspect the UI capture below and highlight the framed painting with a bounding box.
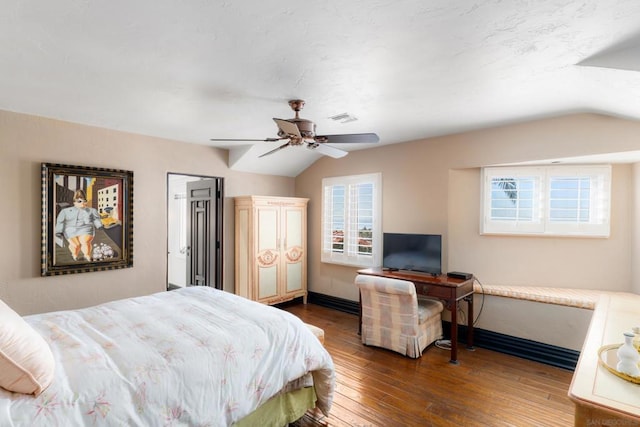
[41,163,134,276]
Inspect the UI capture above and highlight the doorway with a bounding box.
[167,173,224,290]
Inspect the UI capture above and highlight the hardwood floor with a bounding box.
[283,303,576,427]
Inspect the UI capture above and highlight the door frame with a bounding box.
[166,172,224,290]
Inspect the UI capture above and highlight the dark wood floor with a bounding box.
[284,303,575,427]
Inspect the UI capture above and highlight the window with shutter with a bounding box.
[321,173,382,267]
[482,165,611,237]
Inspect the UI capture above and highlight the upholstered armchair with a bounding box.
[355,274,444,358]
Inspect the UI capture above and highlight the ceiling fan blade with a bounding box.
[308,143,348,159]
[315,133,379,144]
[259,141,291,158]
[210,137,282,142]
[273,118,302,138]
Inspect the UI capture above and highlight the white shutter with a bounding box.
[481,165,610,237]
[482,167,544,234]
[321,173,382,267]
[545,166,611,237]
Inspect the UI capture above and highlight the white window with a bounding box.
[481,165,611,237]
[321,173,382,267]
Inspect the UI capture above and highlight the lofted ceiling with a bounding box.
[2,1,640,176]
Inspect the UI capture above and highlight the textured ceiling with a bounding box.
[2,1,640,176]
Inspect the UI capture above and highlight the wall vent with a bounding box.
[329,113,358,123]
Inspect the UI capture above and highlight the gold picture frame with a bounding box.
[41,163,134,276]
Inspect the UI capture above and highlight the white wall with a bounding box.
[167,174,196,288]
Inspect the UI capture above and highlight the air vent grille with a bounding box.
[329,113,358,123]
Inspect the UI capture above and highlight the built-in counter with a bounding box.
[569,293,640,426]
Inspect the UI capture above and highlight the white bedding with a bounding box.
[0,287,335,426]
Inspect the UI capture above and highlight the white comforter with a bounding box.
[0,287,335,426]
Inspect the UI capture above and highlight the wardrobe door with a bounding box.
[256,205,280,301]
[282,205,305,296]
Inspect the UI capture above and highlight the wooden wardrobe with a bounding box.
[234,196,308,305]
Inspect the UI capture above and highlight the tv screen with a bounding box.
[382,233,442,275]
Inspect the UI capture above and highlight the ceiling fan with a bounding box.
[210,99,379,158]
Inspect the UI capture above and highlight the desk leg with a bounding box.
[466,294,475,350]
[449,301,459,364]
[358,292,362,335]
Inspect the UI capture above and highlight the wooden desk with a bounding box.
[569,293,640,426]
[357,268,475,364]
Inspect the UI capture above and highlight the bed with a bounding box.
[0,286,335,426]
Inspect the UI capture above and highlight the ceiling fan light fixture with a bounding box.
[293,119,316,138]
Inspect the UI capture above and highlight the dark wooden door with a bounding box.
[186,178,223,288]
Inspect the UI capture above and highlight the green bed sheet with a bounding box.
[234,386,317,427]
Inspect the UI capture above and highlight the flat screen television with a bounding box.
[382,233,442,276]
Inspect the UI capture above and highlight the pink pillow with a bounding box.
[0,299,55,395]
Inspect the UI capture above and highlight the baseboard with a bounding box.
[442,321,579,371]
[308,291,359,315]
[307,291,579,371]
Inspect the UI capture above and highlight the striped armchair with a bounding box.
[355,274,444,358]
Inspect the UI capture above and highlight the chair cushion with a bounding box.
[0,299,55,395]
[417,298,444,324]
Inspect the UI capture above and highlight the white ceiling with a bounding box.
[2,1,640,176]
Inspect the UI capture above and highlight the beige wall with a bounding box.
[0,109,294,315]
[4,109,639,348]
[448,165,631,290]
[633,162,640,295]
[295,113,640,349]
